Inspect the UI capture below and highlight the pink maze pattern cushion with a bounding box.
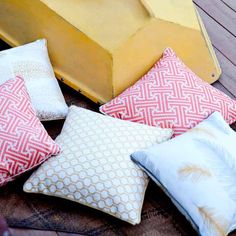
[0,76,60,186]
[100,48,236,136]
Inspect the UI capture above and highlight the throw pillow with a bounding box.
[100,48,236,136]
[0,77,61,187]
[23,106,172,225]
[131,112,236,235]
[0,39,68,121]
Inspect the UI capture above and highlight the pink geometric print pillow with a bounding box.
[0,77,60,186]
[100,48,236,136]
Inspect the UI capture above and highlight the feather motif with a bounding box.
[198,207,228,236]
[195,138,236,202]
[178,165,212,182]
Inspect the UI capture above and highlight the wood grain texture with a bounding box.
[194,1,236,96]
[221,0,236,11]
[212,81,236,99]
[194,0,236,36]
[195,6,236,65]
[214,49,236,97]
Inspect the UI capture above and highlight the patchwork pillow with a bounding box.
[0,77,60,187]
[100,48,236,136]
[23,106,172,225]
[0,39,68,121]
[131,112,236,235]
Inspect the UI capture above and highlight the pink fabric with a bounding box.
[0,77,60,186]
[100,48,236,136]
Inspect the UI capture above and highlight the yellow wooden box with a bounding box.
[0,0,221,104]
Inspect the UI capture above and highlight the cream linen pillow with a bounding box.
[24,106,172,225]
[0,39,68,121]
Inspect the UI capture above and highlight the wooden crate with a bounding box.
[0,0,221,103]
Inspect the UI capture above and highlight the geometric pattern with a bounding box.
[0,39,68,121]
[24,106,172,225]
[100,48,236,136]
[0,76,60,187]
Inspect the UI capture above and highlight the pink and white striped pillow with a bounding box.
[0,76,60,186]
[100,48,236,136]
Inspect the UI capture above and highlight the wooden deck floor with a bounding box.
[2,0,236,235]
[194,0,236,100]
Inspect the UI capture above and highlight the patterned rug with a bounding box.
[0,82,198,236]
[1,173,199,236]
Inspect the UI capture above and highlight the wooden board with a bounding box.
[194,0,236,36]
[193,0,236,99]
[221,0,236,11]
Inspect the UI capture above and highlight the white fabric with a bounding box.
[0,39,68,121]
[24,106,172,225]
[131,112,236,235]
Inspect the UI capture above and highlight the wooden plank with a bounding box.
[221,0,236,11]
[214,48,236,96]
[194,0,236,36]
[195,6,236,65]
[219,71,236,99]
[212,81,236,99]
[9,228,58,236]
[193,5,236,97]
